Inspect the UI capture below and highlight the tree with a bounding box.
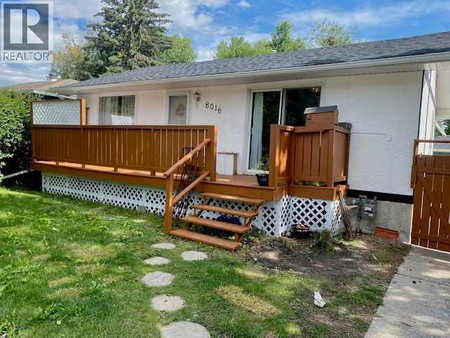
[270,21,305,52]
[0,90,40,180]
[79,0,171,79]
[215,37,269,59]
[51,32,84,80]
[157,34,196,64]
[214,21,306,60]
[310,21,355,47]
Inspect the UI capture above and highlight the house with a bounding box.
[5,76,78,100]
[30,31,450,251]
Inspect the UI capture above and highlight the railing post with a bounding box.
[269,125,280,187]
[206,126,217,181]
[30,102,35,162]
[164,173,174,235]
[326,129,335,187]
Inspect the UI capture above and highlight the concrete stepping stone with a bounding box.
[144,257,170,266]
[141,271,174,287]
[181,251,208,261]
[151,243,176,250]
[151,295,185,312]
[161,321,210,338]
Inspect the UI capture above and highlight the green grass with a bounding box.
[0,188,407,337]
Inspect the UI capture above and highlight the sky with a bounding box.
[1,0,450,86]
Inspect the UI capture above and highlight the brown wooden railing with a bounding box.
[269,125,350,188]
[32,125,217,178]
[163,138,214,235]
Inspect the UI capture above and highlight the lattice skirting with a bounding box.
[42,173,343,236]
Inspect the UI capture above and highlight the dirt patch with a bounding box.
[237,234,409,337]
[216,285,281,318]
[238,234,407,280]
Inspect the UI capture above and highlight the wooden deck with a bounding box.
[31,160,345,201]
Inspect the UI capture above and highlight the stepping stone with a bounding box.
[144,257,170,266]
[151,243,176,250]
[161,321,210,338]
[141,271,174,287]
[151,295,185,312]
[182,251,208,261]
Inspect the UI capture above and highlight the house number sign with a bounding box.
[205,101,223,114]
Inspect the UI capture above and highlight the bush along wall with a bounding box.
[0,89,40,185]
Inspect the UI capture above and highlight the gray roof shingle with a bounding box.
[61,31,450,89]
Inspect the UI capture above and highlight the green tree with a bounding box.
[79,0,171,79]
[51,33,84,80]
[0,90,40,180]
[443,120,450,135]
[311,21,355,47]
[215,37,265,59]
[214,21,306,60]
[270,21,305,52]
[157,34,196,64]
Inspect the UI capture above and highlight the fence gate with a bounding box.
[411,140,450,252]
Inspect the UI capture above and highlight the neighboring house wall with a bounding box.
[437,68,450,121]
[418,70,437,154]
[80,71,423,196]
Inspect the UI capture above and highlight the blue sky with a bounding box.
[1,0,450,86]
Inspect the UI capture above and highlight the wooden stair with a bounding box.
[169,193,264,251]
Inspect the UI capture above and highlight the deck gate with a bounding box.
[411,140,450,252]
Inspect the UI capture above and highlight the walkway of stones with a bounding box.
[141,242,210,338]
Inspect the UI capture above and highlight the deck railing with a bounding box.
[32,125,217,178]
[269,125,350,188]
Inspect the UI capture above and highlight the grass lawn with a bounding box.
[0,187,409,337]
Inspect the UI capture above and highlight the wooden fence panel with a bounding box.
[411,154,450,252]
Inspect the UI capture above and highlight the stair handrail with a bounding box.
[164,138,212,235]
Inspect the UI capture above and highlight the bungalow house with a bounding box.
[30,31,450,251]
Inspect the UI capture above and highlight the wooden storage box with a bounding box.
[304,106,339,128]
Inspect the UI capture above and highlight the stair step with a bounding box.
[191,204,258,218]
[169,229,242,251]
[200,192,265,205]
[181,216,249,234]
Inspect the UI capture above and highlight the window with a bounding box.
[168,95,188,124]
[99,95,135,125]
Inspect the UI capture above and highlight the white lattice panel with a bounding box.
[42,173,166,215]
[289,197,332,231]
[33,100,81,125]
[42,173,343,236]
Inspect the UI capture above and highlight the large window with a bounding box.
[248,87,321,170]
[99,95,135,125]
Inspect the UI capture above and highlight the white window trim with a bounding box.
[166,91,191,125]
[98,92,138,125]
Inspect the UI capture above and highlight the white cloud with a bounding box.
[159,0,229,29]
[281,0,450,29]
[197,49,215,61]
[238,0,251,8]
[53,0,102,21]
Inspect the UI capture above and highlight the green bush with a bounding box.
[0,89,40,180]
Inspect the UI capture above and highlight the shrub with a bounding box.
[0,89,40,180]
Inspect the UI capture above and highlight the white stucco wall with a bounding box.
[323,72,423,196]
[80,71,424,195]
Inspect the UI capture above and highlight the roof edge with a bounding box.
[56,51,450,93]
